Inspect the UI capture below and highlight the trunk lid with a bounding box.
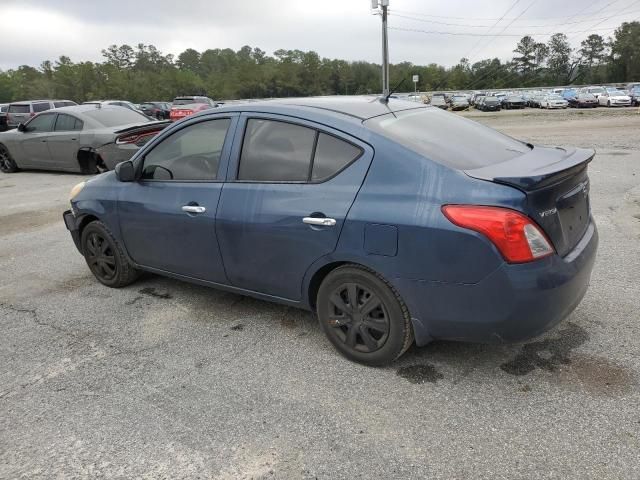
[465,146,594,257]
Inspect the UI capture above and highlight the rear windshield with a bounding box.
[9,104,31,113]
[173,97,208,105]
[484,97,499,104]
[83,108,151,127]
[365,108,529,170]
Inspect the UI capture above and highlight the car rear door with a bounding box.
[46,113,83,170]
[215,113,373,301]
[117,115,238,283]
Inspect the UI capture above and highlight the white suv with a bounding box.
[6,99,77,128]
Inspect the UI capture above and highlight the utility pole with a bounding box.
[371,0,390,96]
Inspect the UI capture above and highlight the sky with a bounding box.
[1,0,638,71]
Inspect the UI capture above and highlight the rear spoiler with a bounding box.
[114,120,171,135]
[464,146,595,191]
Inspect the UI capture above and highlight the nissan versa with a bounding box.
[63,97,598,365]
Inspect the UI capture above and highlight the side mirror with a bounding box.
[115,160,136,182]
[17,123,26,132]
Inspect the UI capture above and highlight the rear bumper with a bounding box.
[394,219,598,346]
[63,210,83,254]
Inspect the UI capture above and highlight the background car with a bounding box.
[540,94,568,109]
[568,93,598,108]
[429,95,448,110]
[582,86,606,99]
[63,97,597,366]
[0,105,169,174]
[170,96,217,121]
[502,95,526,109]
[141,102,172,119]
[0,104,8,132]
[6,99,77,128]
[449,95,469,111]
[478,96,501,111]
[629,87,640,106]
[598,89,631,107]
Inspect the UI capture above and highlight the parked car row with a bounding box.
[426,83,640,112]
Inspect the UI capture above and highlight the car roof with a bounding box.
[263,96,426,120]
[48,104,129,114]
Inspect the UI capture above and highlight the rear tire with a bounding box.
[81,221,140,288]
[317,265,413,366]
[0,144,19,173]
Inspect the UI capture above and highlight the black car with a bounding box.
[502,95,526,109]
[140,102,171,120]
[568,93,598,108]
[479,96,501,112]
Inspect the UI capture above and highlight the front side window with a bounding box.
[26,113,56,132]
[54,114,83,131]
[141,118,231,181]
[238,119,316,182]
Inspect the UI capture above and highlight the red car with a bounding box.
[169,96,217,121]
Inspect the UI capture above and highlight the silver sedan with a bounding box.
[0,105,169,174]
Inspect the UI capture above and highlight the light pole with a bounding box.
[371,0,390,97]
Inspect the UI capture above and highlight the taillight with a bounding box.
[115,130,160,145]
[442,205,554,263]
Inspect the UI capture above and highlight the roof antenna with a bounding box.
[380,77,406,104]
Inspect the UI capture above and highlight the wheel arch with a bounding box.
[76,147,104,174]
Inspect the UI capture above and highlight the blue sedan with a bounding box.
[63,97,598,365]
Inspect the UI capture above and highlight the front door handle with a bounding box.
[303,217,336,227]
[182,205,206,214]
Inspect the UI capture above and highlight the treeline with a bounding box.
[0,21,638,103]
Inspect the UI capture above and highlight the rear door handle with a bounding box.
[303,217,336,227]
[182,205,206,214]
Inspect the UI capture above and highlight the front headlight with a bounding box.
[69,181,86,201]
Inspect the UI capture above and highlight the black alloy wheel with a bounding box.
[85,231,117,282]
[327,282,390,354]
[81,221,140,287]
[0,144,18,173]
[317,265,413,365]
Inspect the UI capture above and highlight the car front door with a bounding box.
[46,113,83,170]
[215,114,373,301]
[117,115,238,283]
[18,113,56,168]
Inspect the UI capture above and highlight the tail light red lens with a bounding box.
[442,205,554,263]
[115,130,160,145]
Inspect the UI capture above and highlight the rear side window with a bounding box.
[32,103,50,113]
[26,113,55,132]
[8,104,30,113]
[365,108,529,170]
[142,118,231,181]
[238,119,316,181]
[54,114,83,131]
[312,133,362,181]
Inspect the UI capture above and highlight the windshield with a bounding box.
[548,95,563,100]
[365,108,528,170]
[589,87,605,93]
[83,108,151,127]
[484,97,499,103]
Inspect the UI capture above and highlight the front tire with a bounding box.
[317,265,413,366]
[0,144,19,173]
[81,221,140,288]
